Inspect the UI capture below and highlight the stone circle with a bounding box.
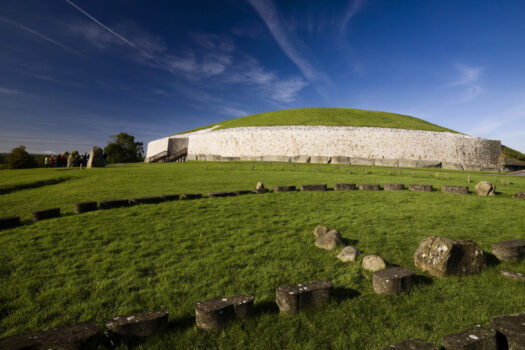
[195,295,254,331]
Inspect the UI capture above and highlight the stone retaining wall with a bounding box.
[146,126,502,170]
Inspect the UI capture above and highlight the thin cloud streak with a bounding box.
[0,16,83,56]
[246,0,335,100]
[340,0,366,33]
[448,64,484,104]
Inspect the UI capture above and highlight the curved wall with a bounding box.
[147,126,502,170]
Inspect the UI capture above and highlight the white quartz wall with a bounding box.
[147,126,502,169]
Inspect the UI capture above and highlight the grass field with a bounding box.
[1,162,525,349]
[178,108,458,134]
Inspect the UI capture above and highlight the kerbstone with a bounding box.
[161,194,179,201]
[310,156,331,164]
[500,269,525,283]
[300,184,327,191]
[75,201,97,214]
[0,216,21,230]
[334,183,357,190]
[442,325,498,350]
[514,192,525,199]
[100,199,129,209]
[106,310,168,340]
[32,207,60,222]
[409,184,433,192]
[492,240,525,263]
[331,156,351,164]
[441,185,469,194]
[208,192,236,198]
[182,193,202,200]
[195,295,254,331]
[373,267,415,295]
[132,196,165,205]
[275,280,333,313]
[359,184,381,191]
[384,184,404,191]
[274,185,296,192]
[490,312,525,349]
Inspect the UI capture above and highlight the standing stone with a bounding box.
[384,184,404,191]
[492,240,525,263]
[373,267,415,295]
[315,229,344,250]
[275,280,333,313]
[475,181,495,196]
[67,150,82,167]
[442,325,498,350]
[414,237,485,277]
[106,310,168,340]
[337,246,361,262]
[87,147,105,168]
[362,255,386,272]
[314,225,329,238]
[334,183,357,190]
[255,182,267,194]
[490,312,525,349]
[513,192,525,199]
[381,339,439,350]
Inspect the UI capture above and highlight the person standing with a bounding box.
[44,156,49,168]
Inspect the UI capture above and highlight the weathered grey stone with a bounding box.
[414,237,485,277]
[161,194,179,201]
[330,156,351,164]
[441,185,469,194]
[373,267,415,295]
[275,280,333,313]
[182,193,202,200]
[207,192,236,198]
[359,184,381,191]
[362,255,386,272]
[219,156,240,162]
[274,185,296,192]
[442,162,464,170]
[442,325,498,350]
[0,216,20,230]
[337,246,360,262]
[375,158,398,167]
[351,157,375,166]
[381,339,439,350]
[314,225,329,238]
[132,196,165,205]
[32,207,60,222]
[289,155,310,163]
[300,184,327,191]
[75,201,97,214]
[490,312,525,349]
[492,240,525,263]
[384,184,404,191]
[261,155,290,162]
[501,269,525,283]
[417,160,442,168]
[87,147,104,168]
[100,199,129,209]
[334,183,357,190]
[204,154,221,161]
[397,159,419,168]
[67,150,81,167]
[195,295,253,331]
[106,310,168,340]
[255,182,267,193]
[475,181,495,196]
[310,156,331,164]
[0,322,101,350]
[514,192,525,199]
[408,184,433,192]
[315,229,344,250]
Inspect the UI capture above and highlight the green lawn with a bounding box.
[178,108,457,134]
[1,162,524,349]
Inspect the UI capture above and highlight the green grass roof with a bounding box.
[179,108,458,134]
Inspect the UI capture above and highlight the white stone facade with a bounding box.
[146,126,502,170]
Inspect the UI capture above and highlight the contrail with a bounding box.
[0,16,83,56]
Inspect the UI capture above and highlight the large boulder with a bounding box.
[67,150,81,167]
[314,225,329,238]
[475,181,495,196]
[492,240,525,263]
[315,229,344,250]
[414,237,485,277]
[87,147,105,168]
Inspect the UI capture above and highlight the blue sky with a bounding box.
[1,0,525,154]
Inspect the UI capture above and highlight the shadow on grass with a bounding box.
[485,252,501,267]
[0,177,71,195]
[333,287,361,302]
[413,275,434,286]
[168,315,195,331]
[342,238,359,246]
[254,301,279,315]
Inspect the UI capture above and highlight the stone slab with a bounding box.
[300,184,327,191]
[236,190,253,195]
[208,192,236,198]
[182,193,202,200]
[131,197,165,205]
[409,184,433,192]
[0,216,21,230]
[381,339,439,350]
[334,183,357,190]
[490,312,525,349]
[500,269,525,282]
[513,192,525,199]
[384,184,404,191]
[359,184,381,191]
[275,280,333,313]
[274,185,296,192]
[330,156,351,164]
[373,267,415,295]
[310,156,331,164]
[289,155,311,163]
[161,194,180,201]
[195,295,254,331]
[492,240,525,263]
[75,201,98,214]
[106,310,168,340]
[99,199,129,209]
[351,157,375,166]
[442,325,498,350]
[32,207,60,222]
[441,185,469,194]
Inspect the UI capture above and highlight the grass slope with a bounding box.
[179,108,457,134]
[1,163,525,349]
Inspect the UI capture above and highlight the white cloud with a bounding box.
[448,64,484,103]
[0,86,21,95]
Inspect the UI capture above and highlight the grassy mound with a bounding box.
[1,163,524,349]
[180,108,457,134]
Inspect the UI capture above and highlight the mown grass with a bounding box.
[1,162,524,349]
[178,108,457,134]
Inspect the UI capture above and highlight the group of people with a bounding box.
[44,153,91,168]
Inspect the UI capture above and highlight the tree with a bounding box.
[104,132,144,163]
[6,145,38,169]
